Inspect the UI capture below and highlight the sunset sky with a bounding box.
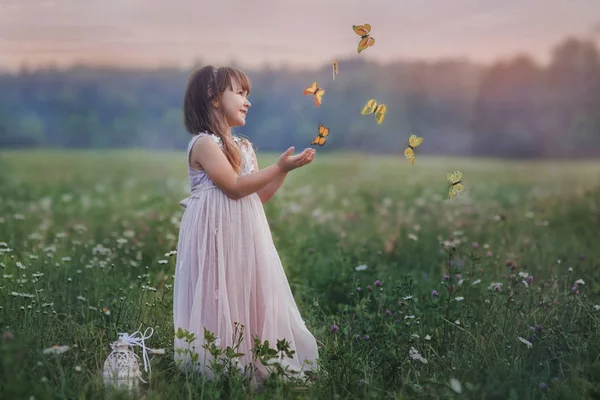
[0,0,599,71]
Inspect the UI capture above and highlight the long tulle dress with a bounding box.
[173,132,319,385]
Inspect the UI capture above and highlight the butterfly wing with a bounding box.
[449,183,465,198]
[332,58,338,80]
[303,81,318,95]
[409,134,424,148]
[313,88,325,107]
[353,24,371,37]
[446,171,463,184]
[404,147,415,164]
[361,99,377,115]
[318,124,330,137]
[374,104,387,124]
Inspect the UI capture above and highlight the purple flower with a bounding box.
[362,335,370,341]
[456,274,463,281]
[374,280,383,287]
[367,285,372,292]
[432,290,439,298]
[472,241,479,249]
[529,333,537,343]
[442,274,449,281]
[486,251,493,257]
[330,324,339,333]
[385,309,392,317]
[535,325,543,334]
[571,285,578,294]
[526,275,534,286]
[356,287,361,292]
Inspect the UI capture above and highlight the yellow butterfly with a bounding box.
[446,171,465,199]
[303,81,325,108]
[332,58,339,80]
[361,99,387,124]
[353,24,375,54]
[404,134,424,165]
[311,124,330,146]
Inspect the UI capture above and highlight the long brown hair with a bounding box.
[183,65,251,174]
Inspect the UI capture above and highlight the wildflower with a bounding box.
[486,251,493,257]
[366,285,372,292]
[574,279,585,285]
[374,280,382,287]
[403,295,413,300]
[594,305,600,311]
[442,274,449,281]
[471,279,481,285]
[356,287,361,292]
[455,274,462,281]
[355,264,367,271]
[526,275,534,286]
[43,345,71,355]
[454,296,464,302]
[158,260,168,265]
[409,347,427,364]
[330,325,339,334]
[2,330,14,342]
[362,335,369,341]
[408,233,418,241]
[385,309,392,317]
[472,241,479,249]
[535,325,543,334]
[449,378,462,394]
[431,290,439,298]
[517,336,533,348]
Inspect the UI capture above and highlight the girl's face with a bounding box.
[219,78,251,128]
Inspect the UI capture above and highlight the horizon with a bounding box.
[1,0,599,72]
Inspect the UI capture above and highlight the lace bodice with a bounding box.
[187,132,257,191]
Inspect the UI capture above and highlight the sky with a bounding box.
[0,0,599,71]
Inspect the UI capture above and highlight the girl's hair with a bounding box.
[183,65,251,173]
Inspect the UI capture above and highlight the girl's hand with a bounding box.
[277,147,316,172]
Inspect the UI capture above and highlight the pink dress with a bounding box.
[173,132,319,384]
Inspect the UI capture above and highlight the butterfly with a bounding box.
[404,134,424,165]
[446,171,465,199]
[303,81,325,107]
[361,99,387,124]
[353,24,376,54]
[311,124,330,146]
[332,58,339,80]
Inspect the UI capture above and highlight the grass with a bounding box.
[1,150,600,399]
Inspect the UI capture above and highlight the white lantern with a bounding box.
[103,325,165,395]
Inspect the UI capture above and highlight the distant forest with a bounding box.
[1,36,599,158]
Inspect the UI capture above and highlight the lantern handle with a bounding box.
[115,324,165,378]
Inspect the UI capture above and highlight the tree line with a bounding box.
[1,36,599,158]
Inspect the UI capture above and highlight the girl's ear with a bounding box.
[207,89,220,108]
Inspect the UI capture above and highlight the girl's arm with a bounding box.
[192,136,312,200]
[254,154,287,204]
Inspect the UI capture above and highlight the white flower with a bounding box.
[355,264,367,271]
[158,260,168,265]
[471,279,481,285]
[454,296,464,302]
[403,295,413,300]
[404,315,415,319]
[518,336,533,348]
[424,334,432,341]
[574,279,585,285]
[408,233,418,241]
[409,347,427,364]
[449,378,462,393]
[43,345,71,355]
[594,305,600,311]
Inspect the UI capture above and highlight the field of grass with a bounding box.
[1,150,600,399]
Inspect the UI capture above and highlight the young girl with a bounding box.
[173,65,319,385]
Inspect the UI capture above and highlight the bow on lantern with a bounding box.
[114,325,165,378]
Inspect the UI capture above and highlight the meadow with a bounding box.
[1,150,600,399]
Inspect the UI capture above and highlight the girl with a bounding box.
[173,65,319,385]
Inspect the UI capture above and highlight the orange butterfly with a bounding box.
[311,124,330,146]
[353,24,375,54]
[332,58,339,80]
[303,81,325,107]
